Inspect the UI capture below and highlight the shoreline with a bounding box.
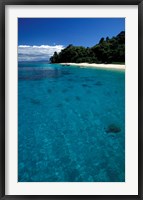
[60,63,125,70]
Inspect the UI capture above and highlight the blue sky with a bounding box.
[18,18,125,61]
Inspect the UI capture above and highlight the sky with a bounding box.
[18,18,125,62]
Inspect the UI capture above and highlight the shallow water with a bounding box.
[18,62,125,182]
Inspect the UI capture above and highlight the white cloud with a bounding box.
[18,45,64,62]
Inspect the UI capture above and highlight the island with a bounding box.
[50,31,125,70]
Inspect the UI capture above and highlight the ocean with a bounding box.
[18,62,125,182]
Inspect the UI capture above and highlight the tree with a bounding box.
[50,52,59,63]
[99,37,105,44]
[50,31,125,64]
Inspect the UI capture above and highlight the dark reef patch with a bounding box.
[105,124,121,133]
[62,89,68,93]
[68,85,74,89]
[19,68,62,80]
[75,96,81,101]
[67,78,74,82]
[82,84,91,88]
[56,103,63,108]
[18,68,75,81]
[95,81,103,86]
[65,97,70,102]
[62,70,72,76]
[47,89,52,94]
[86,90,91,94]
[30,99,41,105]
[81,77,97,82]
[105,91,111,96]
[66,168,80,182]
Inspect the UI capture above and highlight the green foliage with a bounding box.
[50,31,125,64]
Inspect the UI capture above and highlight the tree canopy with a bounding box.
[50,31,125,64]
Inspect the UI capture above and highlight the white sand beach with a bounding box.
[60,63,125,70]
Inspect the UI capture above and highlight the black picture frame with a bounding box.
[0,0,143,199]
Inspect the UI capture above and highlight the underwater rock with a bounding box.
[105,124,121,133]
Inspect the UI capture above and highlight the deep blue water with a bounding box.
[18,62,125,182]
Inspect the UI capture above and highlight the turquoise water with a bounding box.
[18,62,125,182]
